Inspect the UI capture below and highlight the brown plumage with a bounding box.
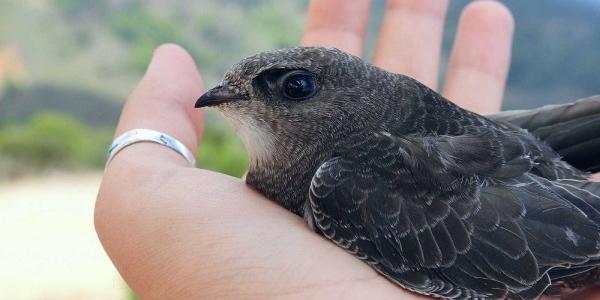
[196,47,600,299]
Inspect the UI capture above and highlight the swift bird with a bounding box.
[195,47,600,299]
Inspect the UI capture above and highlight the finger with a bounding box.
[372,0,449,89]
[563,285,600,300]
[443,1,514,114]
[112,44,204,167]
[301,0,371,56]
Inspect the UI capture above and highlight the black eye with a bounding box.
[280,70,318,100]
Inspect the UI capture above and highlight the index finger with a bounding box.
[110,44,205,168]
[443,1,514,114]
[301,0,371,56]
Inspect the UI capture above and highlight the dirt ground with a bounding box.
[0,172,126,300]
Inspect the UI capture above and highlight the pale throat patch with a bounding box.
[219,109,276,164]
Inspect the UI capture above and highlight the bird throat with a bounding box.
[219,109,276,165]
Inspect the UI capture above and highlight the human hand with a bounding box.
[95,0,513,299]
[94,1,575,299]
[95,43,411,299]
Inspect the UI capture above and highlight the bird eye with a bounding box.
[280,70,318,100]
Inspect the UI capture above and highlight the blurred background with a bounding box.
[0,0,598,299]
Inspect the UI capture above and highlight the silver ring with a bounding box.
[107,129,196,166]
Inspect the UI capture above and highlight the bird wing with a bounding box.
[308,131,600,299]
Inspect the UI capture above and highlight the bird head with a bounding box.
[195,47,399,165]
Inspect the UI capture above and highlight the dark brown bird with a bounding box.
[196,47,600,299]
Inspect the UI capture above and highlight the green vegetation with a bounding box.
[0,111,249,179]
[54,0,107,17]
[197,115,249,177]
[108,8,189,72]
[0,112,112,178]
[0,0,305,179]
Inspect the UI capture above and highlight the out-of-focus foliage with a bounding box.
[54,0,107,17]
[0,0,306,96]
[0,0,306,179]
[0,84,122,127]
[0,112,112,179]
[197,114,249,177]
[109,9,184,72]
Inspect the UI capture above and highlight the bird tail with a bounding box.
[487,95,600,173]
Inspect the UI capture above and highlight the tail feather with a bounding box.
[487,95,600,173]
[560,137,600,172]
[557,179,600,195]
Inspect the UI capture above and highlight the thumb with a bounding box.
[113,44,205,165]
[132,44,202,113]
[136,44,204,104]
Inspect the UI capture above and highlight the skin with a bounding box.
[95,0,599,299]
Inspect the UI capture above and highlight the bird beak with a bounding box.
[195,85,248,108]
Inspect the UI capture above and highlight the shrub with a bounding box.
[197,120,249,177]
[0,112,113,178]
[0,111,250,179]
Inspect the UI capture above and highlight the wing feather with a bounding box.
[308,132,600,299]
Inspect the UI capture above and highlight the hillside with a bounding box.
[1,0,598,127]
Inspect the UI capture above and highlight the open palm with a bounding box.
[95,1,597,299]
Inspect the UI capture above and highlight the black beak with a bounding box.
[195,85,248,108]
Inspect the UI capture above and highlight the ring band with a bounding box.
[107,129,196,166]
